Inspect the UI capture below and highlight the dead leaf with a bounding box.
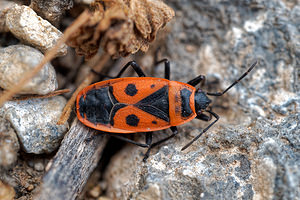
[67,0,175,59]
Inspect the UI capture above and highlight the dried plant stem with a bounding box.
[0,10,91,107]
[12,89,70,101]
[57,53,110,125]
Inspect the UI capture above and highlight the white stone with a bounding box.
[0,45,58,94]
[5,5,67,57]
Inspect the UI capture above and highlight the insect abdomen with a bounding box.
[78,86,113,125]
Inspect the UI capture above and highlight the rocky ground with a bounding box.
[0,0,299,200]
[104,1,299,199]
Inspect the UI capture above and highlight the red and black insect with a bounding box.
[76,59,257,161]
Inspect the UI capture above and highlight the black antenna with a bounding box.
[207,61,258,96]
[181,61,258,151]
[181,110,219,151]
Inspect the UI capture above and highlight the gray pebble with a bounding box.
[34,160,45,171]
[0,115,19,169]
[1,96,68,154]
[0,45,57,95]
[5,4,67,57]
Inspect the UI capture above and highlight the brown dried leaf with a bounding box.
[130,0,175,41]
[67,3,104,58]
[67,0,174,59]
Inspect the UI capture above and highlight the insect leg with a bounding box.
[155,59,171,80]
[145,132,153,146]
[90,61,147,79]
[181,110,219,151]
[110,134,149,148]
[196,113,212,121]
[91,69,115,79]
[187,75,206,87]
[143,126,178,162]
[115,61,147,77]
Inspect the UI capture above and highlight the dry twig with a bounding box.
[11,89,70,101]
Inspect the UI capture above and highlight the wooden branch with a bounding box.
[12,89,70,101]
[35,119,108,200]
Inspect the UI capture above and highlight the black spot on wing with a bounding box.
[126,114,139,126]
[125,84,138,96]
[137,86,169,121]
[180,88,193,117]
[79,87,113,124]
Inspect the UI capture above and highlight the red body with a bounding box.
[76,77,197,133]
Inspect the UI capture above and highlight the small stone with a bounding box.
[26,184,35,192]
[27,160,34,168]
[0,45,58,95]
[5,5,67,56]
[0,1,16,32]
[88,185,102,198]
[26,167,34,176]
[0,181,15,200]
[185,44,197,52]
[34,160,44,171]
[30,0,73,26]
[134,183,161,200]
[1,96,68,154]
[0,116,19,169]
[75,0,94,4]
[98,197,111,200]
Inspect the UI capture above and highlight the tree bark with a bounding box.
[35,118,108,200]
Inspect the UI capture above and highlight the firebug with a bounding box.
[76,59,257,161]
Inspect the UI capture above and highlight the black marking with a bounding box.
[180,88,193,117]
[196,113,210,121]
[175,94,180,103]
[79,87,113,124]
[136,104,169,122]
[110,103,127,126]
[137,86,170,122]
[175,106,180,114]
[78,96,85,118]
[126,114,139,126]
[151,84,155,88]
[125,84,138,96]
[108,86,118,104]
[152,120,157,124]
